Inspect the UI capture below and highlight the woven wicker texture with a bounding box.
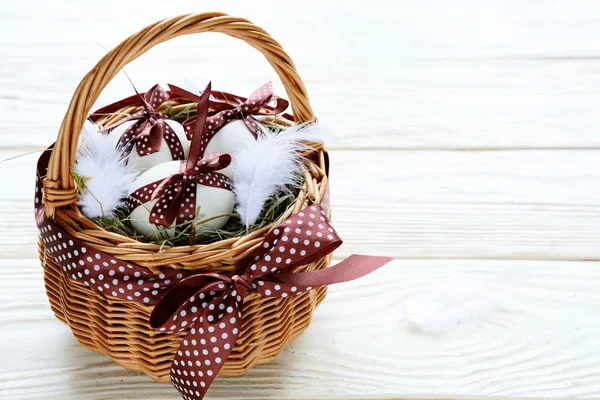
[39,12,331,381]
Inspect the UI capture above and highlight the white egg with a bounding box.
[128,161,234,239]
[204,120,265,176]
[109,119,190,173]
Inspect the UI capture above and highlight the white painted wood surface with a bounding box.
[3,259,600,400]
[3,149,600,261]
[1,0,600,399]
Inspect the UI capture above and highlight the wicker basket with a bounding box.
[40,12,330,382]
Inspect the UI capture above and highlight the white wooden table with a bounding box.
[2,1,600,399]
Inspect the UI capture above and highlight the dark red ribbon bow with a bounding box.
[148,153,232,228]
[127,82,233,229]
[169,82,289,157]
[104,84,185,160]
[149,203,392,400]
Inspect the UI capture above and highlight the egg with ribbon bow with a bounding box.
[127,153,234,239]
[105,84,190,173]
[169,82,289,177]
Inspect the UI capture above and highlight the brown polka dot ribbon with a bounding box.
[148,204,392,400]
[35,145,392,400]
[128,153,232,229]
[102,84,186,160]
[126,82,233,230]
[169,82,289,157]
[34,145,197,301]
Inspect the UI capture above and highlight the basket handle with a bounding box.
[44,12,314,218]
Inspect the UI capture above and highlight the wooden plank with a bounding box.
[7,59,600,151]
[4,0,600,58]
[1,149,599,261]
[3,0,600,150]
[2,258,600,399]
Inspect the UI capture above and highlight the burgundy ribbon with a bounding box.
[148,204,391,400]
[35,144,392,400]
[126,82,233,230]
[90,85,293,125]
[148,153,232,228]
[169,82,289,157]
[102,84,185,160]
[35,146,192,303]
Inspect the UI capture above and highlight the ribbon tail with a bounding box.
[116,127,136,156]
[186,82,212,169]
[168,294,242,400]
[135,120,163,156]
[174,181,198,233]
[242,116,263,139]
[262,254,393,290]
[150,185,184,228]
[182,117,196,140]
[149,120,166,152]
[151,174,181,202]
[162,121,186,160]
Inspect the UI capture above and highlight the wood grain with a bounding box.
[3,0,600,149]
[2,149,599,261]
[2,0,600,399]
[2,259,600,399]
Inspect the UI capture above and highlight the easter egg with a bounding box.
[204,120,265,176]
[127,160,234,239]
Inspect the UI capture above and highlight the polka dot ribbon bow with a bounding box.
[169,82,289,157]
[103,84,186,160]
[148,204,393,400]
[144,152,232,228]
[128,82,232,230]
[34,147,392,400]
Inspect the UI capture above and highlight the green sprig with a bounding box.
[165,104,196,123]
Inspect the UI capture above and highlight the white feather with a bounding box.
[399,267,525,333]
[270,122,340,145]
[74,120,137,219]
[231,122,338,228]
[400,286,498,333]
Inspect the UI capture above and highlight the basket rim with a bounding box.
[51,99,329,275]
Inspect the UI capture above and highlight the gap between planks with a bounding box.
[2,259,600,399]
[6,146,600,154]
[1,149,599,262]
